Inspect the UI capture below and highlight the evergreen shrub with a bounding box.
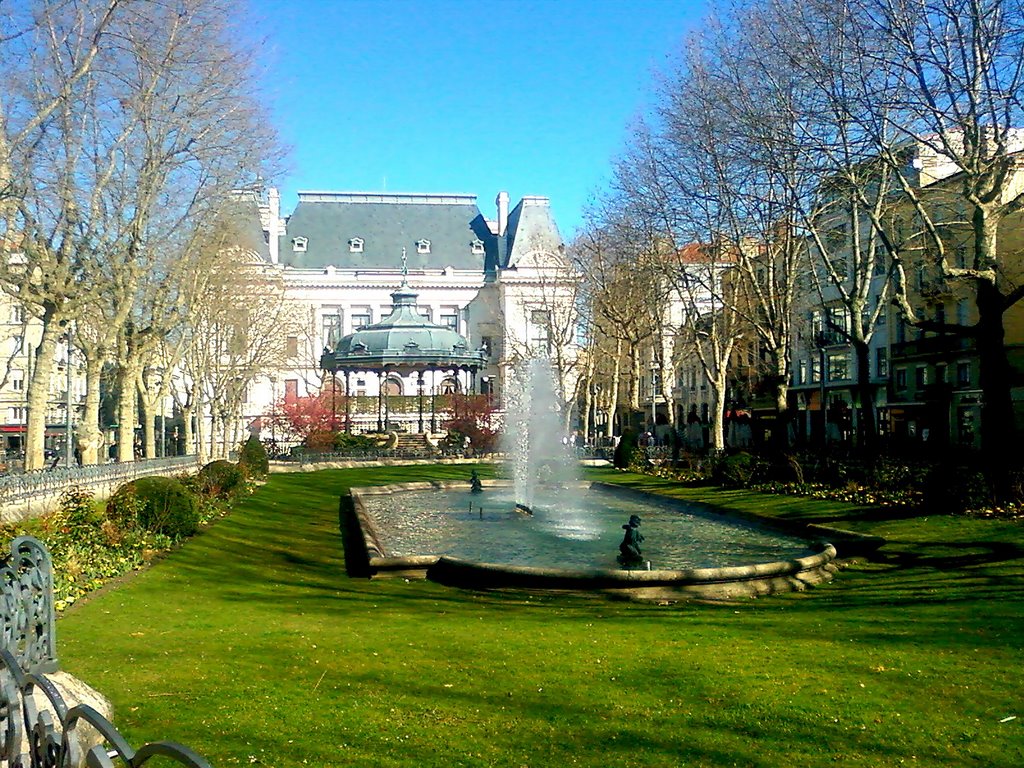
[107,476,199,539]
[923,462,994,514]
[712,451,760,488]
[613,428,639,469]
[197,460,246,501]
[238,435,269,478]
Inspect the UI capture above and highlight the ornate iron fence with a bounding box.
[0,537,213,768]
[0,456,201,522]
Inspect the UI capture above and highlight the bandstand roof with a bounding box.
[320,278,487,375]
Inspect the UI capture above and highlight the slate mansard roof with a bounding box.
[277,191,563,273]
[280,191,494,271]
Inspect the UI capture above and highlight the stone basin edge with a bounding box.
[344,481,862,600]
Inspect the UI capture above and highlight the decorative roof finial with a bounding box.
[400,247,408,284]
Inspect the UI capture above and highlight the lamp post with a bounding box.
[269,375,277,452]
[649,360,659,434]
[815,333,828,450]
[64,335,73,466]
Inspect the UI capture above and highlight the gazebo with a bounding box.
[319,269,488,434]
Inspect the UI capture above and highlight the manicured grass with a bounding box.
[58,465,1023,767]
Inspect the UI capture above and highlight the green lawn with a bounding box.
[57,465,1024,768]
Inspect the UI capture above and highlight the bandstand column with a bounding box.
[430,369,437,433]
[377,371,384,432]
[417,371,425,433]
[344,371,352,434]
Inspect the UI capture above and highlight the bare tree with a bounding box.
[0,0,124,468]
[851,0,1024,472]
[0,0,280,468]
[184,254,301,461]
[572,205,666,435]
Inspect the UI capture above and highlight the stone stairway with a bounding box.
[394,432,435,457]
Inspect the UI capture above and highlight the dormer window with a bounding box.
[291,237,307,253]
[471,239,485,255]
[416,239,431,254]
[349,237,364,253]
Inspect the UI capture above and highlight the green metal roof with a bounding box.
[321,282,487,373]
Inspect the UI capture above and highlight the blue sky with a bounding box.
[252,0,707,238]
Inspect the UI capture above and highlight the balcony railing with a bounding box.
[890,335,971,359]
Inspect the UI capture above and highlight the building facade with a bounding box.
[241,188,579,437]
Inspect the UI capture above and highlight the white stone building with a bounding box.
[240,188,579,437]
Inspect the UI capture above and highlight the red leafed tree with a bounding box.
[442,394,500,452]
[270,391,342,442]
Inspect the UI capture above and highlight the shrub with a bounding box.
[305,430,337,453]
[333,432,378,453]
[238,435,269,479]
[197,460,246,501]
[174,472,226,525]
[107,476,199,539]
[765,454,804,485]
[923,463,994,514]
[444,416,499,453]
[712,451,759,488]
[49,486,102,536]
[613,429,640,469]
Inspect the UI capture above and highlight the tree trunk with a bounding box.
[709,374,728,451]
[182,402,196,458]
[628,348,641,411]
[24,318,61,471]
[196,392,209,464]
[770,350,792,450]
[78,355,104,465]
[605,340,622,439]
[116,360,140,462]
[974,209,1015,497]
[977,279,1014,493]
[141,398,156,458]
[852,338,877,452]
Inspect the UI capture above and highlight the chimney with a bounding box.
[268,187,281,264]
[496,191,509,236]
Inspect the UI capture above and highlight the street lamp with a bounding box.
[815,333,829,449]
[649,360,659,435]
[269,375,277,452]
[63,333,74,466]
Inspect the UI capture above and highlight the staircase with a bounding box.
[394,432,435,458]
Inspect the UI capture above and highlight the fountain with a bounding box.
[502,358,578,516]
[343,358,876,599]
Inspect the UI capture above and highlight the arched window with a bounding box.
[383,377,404,396]
[438,377,459,395]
